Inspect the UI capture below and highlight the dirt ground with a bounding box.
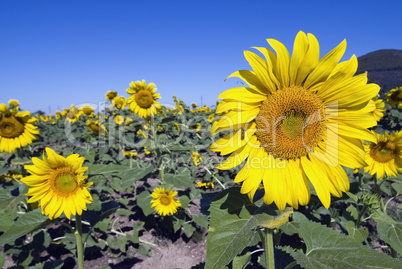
[2,232,206,269]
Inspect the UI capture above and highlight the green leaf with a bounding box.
[284,212,402,269]
[193,214,209,229]
[346,205,358,220]
[0,211,13,232]
[391,182,402,195]
[82,201,119,226]
[183,222,196,238]
[0,253,4,268]
[205,187,291,269]
[164,167,193,189]
[0,209,51,245]
[107,235,127,252]
[137,191,154,216]
[0,189,26,211]
[346,221,368,243]
[377,222,402,255]
[232,251,251,269]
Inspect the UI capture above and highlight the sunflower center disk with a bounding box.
[255,87,326,160]
[160,195,172,206]
[0,115,25,138]
[51,167,78,195]
[370,141,396,163]
[136,90,154,108]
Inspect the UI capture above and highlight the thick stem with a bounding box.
[264,228,275,269]
[75,215,84,269]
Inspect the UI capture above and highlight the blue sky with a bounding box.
[1,0,401,114]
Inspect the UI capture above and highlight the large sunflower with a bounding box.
[126,80,161,118]
[0,103,40,153]
[150,187,181,216]
[210,31,380,210]
[21,147,93,219]
[364,131,402,179]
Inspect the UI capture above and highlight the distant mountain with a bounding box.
[356,49,402,95]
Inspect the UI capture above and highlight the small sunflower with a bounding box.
[112,96,127,110]
[208,114,215,123]
[0,103,40,153]
[122,150,137,159]
[81,105,95,117]
[21,147,93,219]
[192,151,202,166]
[364,131,402,179]
[40,115,49,122]
[126,80,161,118]
[86,120,106,135]
[189,123,201,132]
[369,97,385,122]
[8,99,20,107]
[106,91,118,101]
[65,106,82,123]
[211,31,379,210]
[115,115,124,125]
[150,188,181,216]
[386,87,402,108]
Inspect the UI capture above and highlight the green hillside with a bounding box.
[356,49,402,94]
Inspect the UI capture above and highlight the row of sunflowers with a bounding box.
[1,31,402,268]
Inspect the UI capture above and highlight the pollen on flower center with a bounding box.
[136,90,153,108]
[51,167,78,195]
[370,141,396,163]
[255,86,326,160]
[0,115,25,138]
[160,195,171,205]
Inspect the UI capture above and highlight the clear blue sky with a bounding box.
[1,0,401,114]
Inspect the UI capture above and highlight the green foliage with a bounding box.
[282,212,401,269]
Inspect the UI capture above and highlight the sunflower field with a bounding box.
[1,32,402,269]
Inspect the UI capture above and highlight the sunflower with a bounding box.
[0,103,40,153]
[112,96,127,110]
[364,131,402,179]
[65,106,82,123]
[210,31,379,210]
[81,105,95,117]
[8,99,20,107]
[86,120,106,135]
[106,90,118,101]
[126,80,161,118]
[21,147,93,219]
[386,86,402,108]
[122,150,137,159]
[150,188,181,216]
[40,115,49,122]
[115,115,124,125]
[370,97,385,122]
[189,123,201,132]
[192,151,202,166]
[208,114,215,123]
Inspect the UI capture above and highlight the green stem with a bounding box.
[355,205,367,228]
[373,177,386,212]
[75,215,84,269]
[264,228,275,269]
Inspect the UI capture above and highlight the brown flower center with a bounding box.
[370,141,396,163]
[135,90,154,108]
[159,194,172,205]
[0,115,25,138]
[255,86,326,160]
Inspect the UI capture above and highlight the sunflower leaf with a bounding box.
[282,212,401,268]
[0,209,51,245]
[377,221,402,255]
[205,187,290,269]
